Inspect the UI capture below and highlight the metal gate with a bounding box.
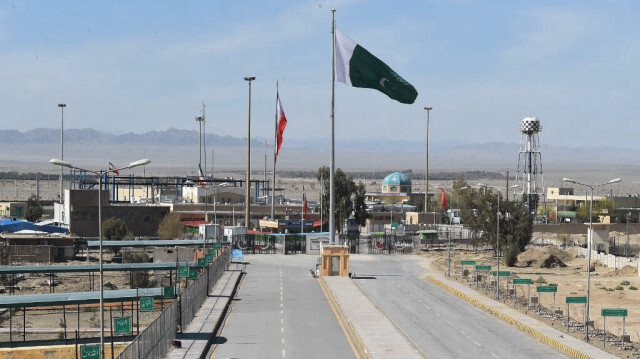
[232,234,277,254]
[345,233,419,255]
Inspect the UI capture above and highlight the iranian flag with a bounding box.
[334,28,418,104]
[440,188,448,211]
[198,164,205,187]
[302,183,308,218]
[275,95,287,159]
[108,162,120,175]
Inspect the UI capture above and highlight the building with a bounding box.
[0,233,76,264]
[0,201,26,219]
[54,189,170,237]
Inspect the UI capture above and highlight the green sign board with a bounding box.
[492,271,511,277]
[205,254,214,263]
[114,316,132,335]
[461,260,476,266]
[140,297,154,312]
[475,265,491,271]
[189,268,198,279]
[566,296,587,304]
[602,308,627,317]
[197,258,206,267]
[208,248,216,255]
[163,286,175,299]
[513,278,532,285]
[214,242,222,250]
[178,266,189,278]
[536,285,558,293]
[80,345,101,359]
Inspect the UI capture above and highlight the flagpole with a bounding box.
[301,183,304,234]
[272,82,278,221]
[330,8,336,244]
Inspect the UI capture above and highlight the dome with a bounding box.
[381,172,411,186]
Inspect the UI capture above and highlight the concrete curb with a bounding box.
[318,277,370,359]
[426,276,593,359]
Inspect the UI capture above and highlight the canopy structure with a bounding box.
[0,261,197,275]
[0,287,162,308]
[87,240,205,248]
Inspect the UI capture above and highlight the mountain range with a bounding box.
[1,128,639,183]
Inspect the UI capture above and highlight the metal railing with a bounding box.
[117,249,230,359]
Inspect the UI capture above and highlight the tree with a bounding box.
[458,185,533,266]
[576,198,615,223]
[316,166,369,233]
[102,218,128,241]
[157,212,184,239]
[25,194,43,222]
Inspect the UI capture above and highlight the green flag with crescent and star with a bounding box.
[335,28,418,104]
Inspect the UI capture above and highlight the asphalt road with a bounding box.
[350,255,568,359]
[211,255,357,359]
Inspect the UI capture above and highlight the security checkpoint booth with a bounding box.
[320,245,349,276]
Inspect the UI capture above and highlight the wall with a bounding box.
[0,343,128,359]
[533,223,640,234]
[153,247,196,263]
[576,247,638,275]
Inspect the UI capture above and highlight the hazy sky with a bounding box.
[1,1,639,148]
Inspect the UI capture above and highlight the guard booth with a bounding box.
[321,245,349,276]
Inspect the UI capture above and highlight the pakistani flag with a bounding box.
[335,28,418,104]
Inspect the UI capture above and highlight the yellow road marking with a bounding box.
[318,277,364,359]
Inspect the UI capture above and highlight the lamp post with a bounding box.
[562,177,621,341]
[58,103,66,216]
[478,183,505,299]
[424,107,432,214]
[244,76,256,228]
[50,158,150,358]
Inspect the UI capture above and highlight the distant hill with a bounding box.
[1,128,640,180]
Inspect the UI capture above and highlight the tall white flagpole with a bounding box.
[330,9,336,244]
[272,82,278,220]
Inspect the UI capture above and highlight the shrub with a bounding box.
[620,280,630,286]
[534,276,547,284]
[615,285,624,291]
[629,286,638,290]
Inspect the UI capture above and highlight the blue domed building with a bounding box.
[381,172,412,194]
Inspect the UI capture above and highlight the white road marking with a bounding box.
[459,329,466,336]
[282,349,286,358]
[281,327,284,333]
[281,337,285,344]
[281,318,284,324]
[473,340,482,347]
[490,353,499,359]
[281,303,283,308]
[280,309,283,314]
[435,312,440,317]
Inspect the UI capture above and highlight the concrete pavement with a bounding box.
[427,272,619,359]
[323,276,425,359]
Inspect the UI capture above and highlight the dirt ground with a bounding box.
[425,235,640,358]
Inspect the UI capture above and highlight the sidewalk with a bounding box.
[427,272,619,359]
[323,276,424,359]
[166,263,243,359]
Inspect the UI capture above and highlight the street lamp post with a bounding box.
[424,107,432,214]
[478,183,504,299]
[58,103,66,215]
[50,158,150,358]
[244,76,256,228]
[562,177,621,341]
